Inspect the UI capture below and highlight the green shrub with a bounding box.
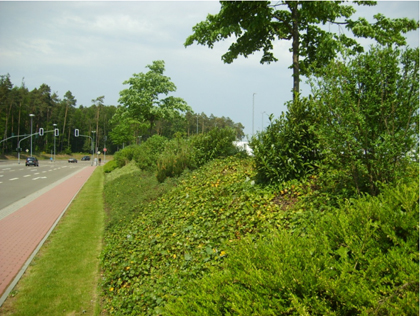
[249,98,322,185]
[163,177,419,315]
[134,135,167,171]
[113,145,140,168]
[103,160,118,173]
[311,46,419,196]
[190,127,238,168]
[156,128,238,183]
[156,136,192,182]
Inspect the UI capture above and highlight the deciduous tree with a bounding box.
[118,60,191,135]
[185,1,418,100]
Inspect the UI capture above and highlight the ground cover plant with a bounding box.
[101,156,288,315]
[103,160,179,229]
[163,174,419,315]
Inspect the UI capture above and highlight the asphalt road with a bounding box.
[0,159,93,212]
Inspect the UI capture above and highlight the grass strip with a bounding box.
[0,167,105,316]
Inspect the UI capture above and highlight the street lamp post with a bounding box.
[53,123,57,162]
[91,131,96,166]
[29,114,35,156]
[252,93,256,136]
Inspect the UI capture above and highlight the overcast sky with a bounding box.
[0,1,418,138]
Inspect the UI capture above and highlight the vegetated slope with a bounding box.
[164,177,419,315]
[101,156,419,315]
[101,156,286,315]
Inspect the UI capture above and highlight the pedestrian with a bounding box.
[94,157,98,166]
[99,158,102,166]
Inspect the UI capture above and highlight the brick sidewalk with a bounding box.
[0,166,96,298]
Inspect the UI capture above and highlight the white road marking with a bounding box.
[23,175,31,177]
[34,173,40,175]
[10,178,18,181]
[32,177,47,181]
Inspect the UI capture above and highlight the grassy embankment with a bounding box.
[0,168,105,316]
[101,156,419,315]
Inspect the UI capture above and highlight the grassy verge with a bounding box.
[0,168,105,316]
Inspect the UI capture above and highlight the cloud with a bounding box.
[0,1,418,137]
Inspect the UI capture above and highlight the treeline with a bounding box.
[0,74,244,156]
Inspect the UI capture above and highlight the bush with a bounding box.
[163,177,419,315]
[113,135,168,170]
[113,145,140,168]
[249,98,322,184]
[156,128,238,183]
[310,45,419,196]
[190,127,238,168]
[156,136,192,182]
[103,160,118,173]
[134,135,167,171]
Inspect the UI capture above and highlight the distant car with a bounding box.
[81,156,90,161]
[68,158,78,163]
[26,157,39,167]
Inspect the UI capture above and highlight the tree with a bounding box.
[118,60,192,135]
[185,1,418,100]
[310,45,419,196]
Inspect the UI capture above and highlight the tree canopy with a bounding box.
[185,1,419,99]
[118,60,192,134]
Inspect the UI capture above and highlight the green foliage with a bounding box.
[310,45,419,196]
[250,98,322,184]
[163,177,419,315]
[185,1,418,96]
[190,127,238,167]
[103,160,118,174]
[118,60,192,135]
[101,157,287,315]
[113,145,139,168]
[156,127,239,183]
[156,136,192,183]
[103,162,177,230]
[134,135,168,171]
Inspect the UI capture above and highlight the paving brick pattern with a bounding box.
[0,166,95,296]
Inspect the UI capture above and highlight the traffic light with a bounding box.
[16,147,22,152]
[74,129,79,137]
[54,128,59,136]
[39,128,44,136]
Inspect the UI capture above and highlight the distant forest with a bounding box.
[0,74,244,155]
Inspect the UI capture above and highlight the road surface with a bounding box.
[0,160,92,214]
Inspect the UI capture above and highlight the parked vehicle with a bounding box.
[26,157,39,167]
[81,156,90,161]
[68,158,78,163]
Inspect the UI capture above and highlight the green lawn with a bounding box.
[0,168,105,316]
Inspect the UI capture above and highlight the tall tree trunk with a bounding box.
[291,3,300,101]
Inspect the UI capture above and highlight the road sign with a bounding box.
[103,148,107,152]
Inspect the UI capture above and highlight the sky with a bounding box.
[0,1,418,139]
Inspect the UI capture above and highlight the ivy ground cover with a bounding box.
[101,156,286,315]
